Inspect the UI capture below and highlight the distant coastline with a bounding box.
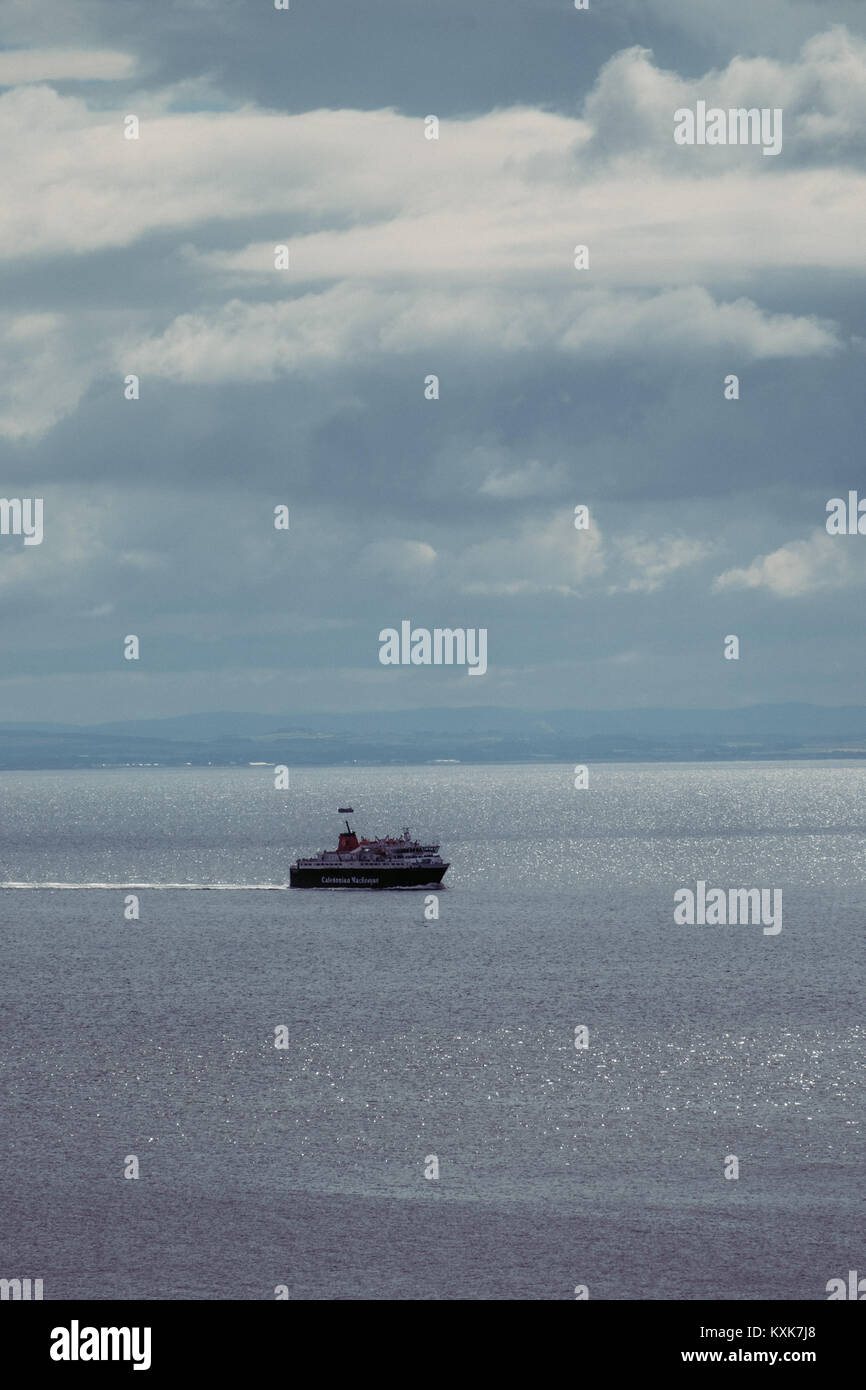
[2,704,866,770]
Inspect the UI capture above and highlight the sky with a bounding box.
[1,0,865,722]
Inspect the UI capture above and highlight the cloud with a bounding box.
[2,22,865,720]
[625,1,866,63]
[611,535,711,593]
[0,48,135,85]
[0,489,120,604]
[0,28,855,441]
[124,285,838,390]
[2,31,866,277]
[478,458,568,500]
[192,164,866,287]
[358,539,437,584]
[0,313,105,439]
[584,27,866,166]
[712,528,862,597]
[456,513,606,597]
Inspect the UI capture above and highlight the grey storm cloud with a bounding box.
[0,5,865,719]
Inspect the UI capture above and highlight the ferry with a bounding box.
[290,808,449,889]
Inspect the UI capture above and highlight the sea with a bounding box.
[0,762,863,1300]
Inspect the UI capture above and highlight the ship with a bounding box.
[290,808,449,889]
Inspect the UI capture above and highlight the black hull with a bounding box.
[290,864,448,890]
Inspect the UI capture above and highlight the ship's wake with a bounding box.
[0,881,290,891]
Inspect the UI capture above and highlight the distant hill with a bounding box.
[1,704,866,769]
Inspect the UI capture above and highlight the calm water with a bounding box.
[0,763,863,1300]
